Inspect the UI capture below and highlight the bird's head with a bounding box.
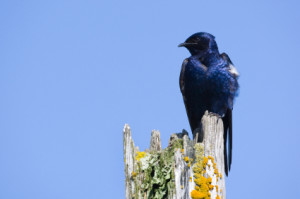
[178,32,218,56]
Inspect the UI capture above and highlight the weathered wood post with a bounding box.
[123,111,226,199]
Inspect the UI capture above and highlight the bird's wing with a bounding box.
[221,53,239,77]
[179,58,196,130]
[221,53,238,176]
[179,58,207,133]
[179,58,188,95]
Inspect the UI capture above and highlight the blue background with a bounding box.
[1,0,299,198]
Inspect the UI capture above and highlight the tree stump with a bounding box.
[123,111,226,199]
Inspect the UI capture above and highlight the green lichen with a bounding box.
[133,138,183,199]
[171,139,183,150]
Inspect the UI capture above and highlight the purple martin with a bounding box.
[178,32,239,176]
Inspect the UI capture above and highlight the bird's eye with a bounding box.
[189,38,199,44]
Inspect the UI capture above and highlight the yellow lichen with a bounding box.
[214,168,220,178]
[191,190,207,199]
[191,144,212,199]
[131,171,137,178]
[216,195,220,199]
[203,157,208,168]
[208,155,214,162]
[191,146,225,199]
[135,151,146,161]
[181,185,183,189]
[181,148,184,153]
[207,156,222,181]
[185,156,189,163]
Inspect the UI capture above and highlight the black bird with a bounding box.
[178,32,239,175]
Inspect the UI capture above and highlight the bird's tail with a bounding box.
[223,109,232,176]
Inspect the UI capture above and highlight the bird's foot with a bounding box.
[208,112,222,118]
[193,128,203,143]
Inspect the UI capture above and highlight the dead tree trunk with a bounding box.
[123,111,226,199]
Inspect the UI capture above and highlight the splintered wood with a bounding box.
[123,111,226,199]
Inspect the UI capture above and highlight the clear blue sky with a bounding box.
[1,0,300,198]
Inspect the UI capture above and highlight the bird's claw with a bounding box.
[208,112,222,118]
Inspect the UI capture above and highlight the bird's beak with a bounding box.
[178,43,186,47]
[178,42,197,47]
